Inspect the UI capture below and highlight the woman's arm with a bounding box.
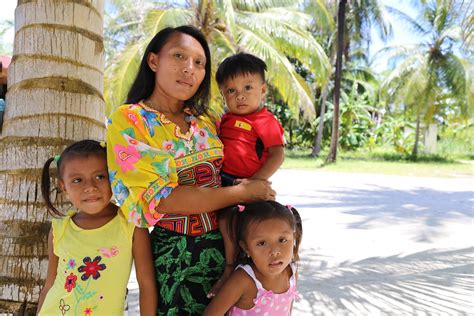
[156,179,275,214]
[203,269,251,316]
[37,229,58,314]
[132,228,157,316]
[251,145,284,180]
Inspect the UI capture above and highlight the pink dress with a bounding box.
[228,264,300,316]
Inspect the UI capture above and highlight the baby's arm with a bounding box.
[132,228,157,316]
[203,269,252,316]
[250,145,285,180]
[37,229,58,314]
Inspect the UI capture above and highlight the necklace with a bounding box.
[143,99,197,154]
[144,99,195,122]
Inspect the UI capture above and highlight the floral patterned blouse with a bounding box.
[106,102,224,234]
[38,211,135,316]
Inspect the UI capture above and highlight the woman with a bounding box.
[106,25,275,315]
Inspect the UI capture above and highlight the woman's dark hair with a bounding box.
[227,201,303,266]
[126,25,211,116]
[41,140,107,217]
[215,52,267,86]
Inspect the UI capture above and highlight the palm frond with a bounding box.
[385,5,429,36]
[381,53,426,104]
[236,10,330,85]
[144,9,194,36]
[304,0,335,33]
[106,43,142,113]
[209,29,236,61]
[373,44,424,70]
[216,0,237,39]
[233,0,302,11]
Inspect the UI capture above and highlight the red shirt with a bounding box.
[219,108,284,178]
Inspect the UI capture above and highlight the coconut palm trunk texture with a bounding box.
[0,0,104,313]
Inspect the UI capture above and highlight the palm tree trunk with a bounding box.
[312,40,336,158]
[327,0,346,163]
[312,85,329,157]
[0,0,104,313]
[412,111,421,159]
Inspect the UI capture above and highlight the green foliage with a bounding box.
[438,121,474,159]
[337,83,375,150]
[374,115,416,155]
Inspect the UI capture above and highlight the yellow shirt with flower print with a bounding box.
[38,211,135,316]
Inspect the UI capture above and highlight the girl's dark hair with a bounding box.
[41,140,106,217]
[227,201,303,266]
[126,25,211,116]
[215,52,267,86]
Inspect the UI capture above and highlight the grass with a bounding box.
[282,149,474,178]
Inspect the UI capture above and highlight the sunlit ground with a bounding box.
[126,169,473,315]
[276,170,473,315]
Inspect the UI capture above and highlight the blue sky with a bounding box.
[1,0,421,70]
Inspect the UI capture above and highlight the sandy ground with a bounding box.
[126,169,474,315]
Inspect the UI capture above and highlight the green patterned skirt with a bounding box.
[150,226,225,316]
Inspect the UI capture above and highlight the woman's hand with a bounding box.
[237,178,276,202]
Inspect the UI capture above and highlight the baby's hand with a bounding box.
[238,179,276,201]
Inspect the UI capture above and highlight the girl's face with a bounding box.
[148,32,207,103]
[240,218,295,278]
[59,155,112,215]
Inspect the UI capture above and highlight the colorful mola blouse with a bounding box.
[106,102,224,235]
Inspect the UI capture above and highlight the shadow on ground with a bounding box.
[295,247,474,315]
[286,186,473,243]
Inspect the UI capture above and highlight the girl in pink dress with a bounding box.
[204,201,303,316]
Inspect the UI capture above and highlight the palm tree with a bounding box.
[326,0,347,163]
[105,0,330,118]
[311,0,391,158]
[0,1,104,313]
[381,0,473,158]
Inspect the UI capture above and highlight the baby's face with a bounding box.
[220,72,267,116]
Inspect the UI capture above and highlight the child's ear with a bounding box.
[147,52,159,72]
[58,179,66,193]
[238,240,248,253]
[261,83,267,98]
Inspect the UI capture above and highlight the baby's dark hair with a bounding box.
[227,201,303,266]
[215,52,267,86]
[41,139,107,217]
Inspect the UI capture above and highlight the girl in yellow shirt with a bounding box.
[37,140,156,316]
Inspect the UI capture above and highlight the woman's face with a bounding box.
[148,32,207,103]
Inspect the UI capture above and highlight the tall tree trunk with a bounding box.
[312,85,329,157]
[0,0,104,313]
[412,111,421,159]
[312,43,336,158]
[327,0,346,163]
